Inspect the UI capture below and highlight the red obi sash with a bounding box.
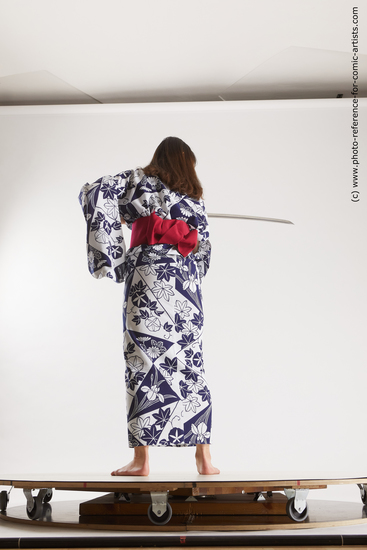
[130,212,198,257]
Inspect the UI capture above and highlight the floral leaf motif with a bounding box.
[184,349,193,359]
[104,199,119,219]
[102,220,112,235]
[132,287,149,308]
[131,280,147,295]
[181,366,198,382]
[91,219,100,232]
[152,280,175,301]
[186,377,204,393]
[168,428,184,445]
[141,383,164,402]
[145,340,166,359]
[159,357,177,375]
[145,316,161,332]
[131,416,151,438]
[182,321,199,338]
[130,281,148,307]
[156,264,176,282]
[127,342,135,354]
[155,310,164,316]
[107,245,123,259]
[179,380,191,399]
[177,333,195,349]
[132,315,141,325]
[101,181,119,199]
[140,310,150,320]
[182,394,200,413]
[126,355,144,373]
[198,386,211,403]
[176,258,189,274]
[141,424,162,445]
[182,274,198,293]
[94,229,109,244]
[174,314,185,333]
[191,422,210,443]
[95,211,105,222]
[191,312,204,329]
[152,407,171,428]
[193,352,203,369]
[179,204,194,218]
[145,298,158,312]
[163,322,173,332]
[125,370,139,390]
[112,220,122,230]
[174,300,192,318]
[128,431,141,448]
[139,263,157,276]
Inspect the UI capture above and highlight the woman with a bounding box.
[79,137,219,476]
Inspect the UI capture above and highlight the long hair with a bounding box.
[142,137,203,200]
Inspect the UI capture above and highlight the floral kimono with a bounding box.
[79,167,212,447]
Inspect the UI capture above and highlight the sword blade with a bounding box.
[208,213,294,225]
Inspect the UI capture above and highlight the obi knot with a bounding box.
[130,212,198,257]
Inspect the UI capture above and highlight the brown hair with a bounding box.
[142,137,203,200]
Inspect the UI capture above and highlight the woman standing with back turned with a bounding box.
[79,137,219,476]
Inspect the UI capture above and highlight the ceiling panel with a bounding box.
[221,47,367,100]
[0,0,365,105]
[0,70,100,105]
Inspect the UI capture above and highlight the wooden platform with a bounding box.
[1,472,367,532]
[1,471,367,492]
[1,498,367,531]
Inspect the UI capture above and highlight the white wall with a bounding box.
[0,99,366,504]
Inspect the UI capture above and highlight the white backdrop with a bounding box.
[0,99,366,504]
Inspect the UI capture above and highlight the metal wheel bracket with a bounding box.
[150,491,168,517]
[23,488,50,513]
[114,492,131,502]
[0,490,10,512]
[358,484,367,502]
[284,488,309,514]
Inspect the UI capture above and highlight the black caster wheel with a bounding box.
[43,489,53,503]
[361,488,367,505]
[267,491,273,498]
[286,497,308,522]
[0,491,9,512]
[41,503,52,521]
[147,502,173,525]
[26,498,43,520]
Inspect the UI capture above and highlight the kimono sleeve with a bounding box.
[193,200,212,279]
[78,169,137,283]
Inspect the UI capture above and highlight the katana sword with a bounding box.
[208,213,294,225]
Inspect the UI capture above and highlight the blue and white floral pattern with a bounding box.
[79,167,212,447]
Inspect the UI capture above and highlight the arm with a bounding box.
[78,170,134,283]
[192,201,211,278]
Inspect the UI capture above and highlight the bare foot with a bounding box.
[195,444,220,475]
[111,459,149,476]
[111,446,149,476]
